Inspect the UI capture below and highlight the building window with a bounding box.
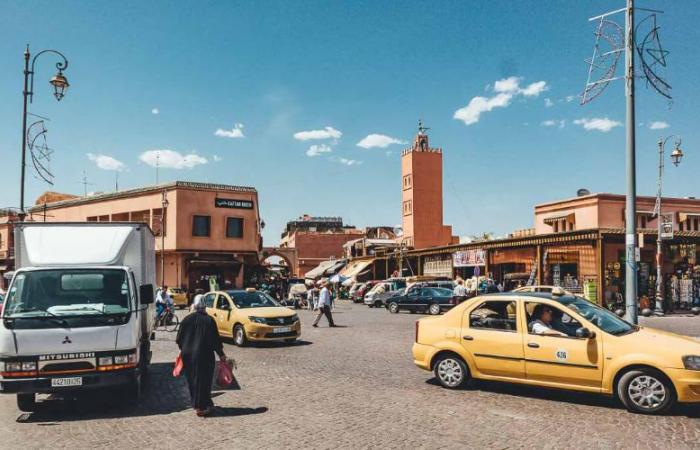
[226,217,244,238]
[192,215,211,237]
[152,208,166,236]
[403,200,412,216]
[87,216,98,222]
[403,175,412,190]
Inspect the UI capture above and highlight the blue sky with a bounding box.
[1,1,699,244]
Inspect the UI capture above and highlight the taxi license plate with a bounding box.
[51,377,83,387]
[272,327,292,333]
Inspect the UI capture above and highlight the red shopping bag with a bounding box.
[173,353,184,377]
[215,360,241,390]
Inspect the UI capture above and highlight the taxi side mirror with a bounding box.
[575,327,595,339]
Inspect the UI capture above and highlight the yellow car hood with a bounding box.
[242,307,296,318]
[616,326,700,363]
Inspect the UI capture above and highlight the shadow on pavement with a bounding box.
[425,377,700,417]
[15,362,264,423]
[209,406,268,417]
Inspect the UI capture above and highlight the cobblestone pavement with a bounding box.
[1,302,699,450]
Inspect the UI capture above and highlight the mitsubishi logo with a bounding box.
[62,336,72,344]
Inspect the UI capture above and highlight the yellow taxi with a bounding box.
[202,288,300,346]
[412,292,700,414]
[167,287,188,309]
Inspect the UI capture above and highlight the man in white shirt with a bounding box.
[530,304,566,336]
[453,279,468,298]
[312,281,336,327]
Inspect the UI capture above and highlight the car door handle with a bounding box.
[462,335,474,341]
[527,342,539,348]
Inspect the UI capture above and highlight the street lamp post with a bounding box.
[161,190,169,287]
[653,136,684,315]
[19,45,70,220]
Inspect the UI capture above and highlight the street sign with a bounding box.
[661,214,674,240]
[474,266,480,277]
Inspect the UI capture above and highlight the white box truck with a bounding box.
[0,222,156,411]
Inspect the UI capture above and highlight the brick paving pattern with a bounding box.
[1,302,699,449]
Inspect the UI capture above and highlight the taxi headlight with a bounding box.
[248,316,267,324]
[291,314,299,322]
[682,355,700,371]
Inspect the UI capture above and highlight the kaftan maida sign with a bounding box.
[214,198,254,210]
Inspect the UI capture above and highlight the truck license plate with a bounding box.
[51,377,83,387]
[272,327,292,333]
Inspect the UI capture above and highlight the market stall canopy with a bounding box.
[304,260,336,280]
[339,259,374,278]
[330,274,348,284]
[543,212,576,225]
[679,212,700,223]
[324,259,347,276]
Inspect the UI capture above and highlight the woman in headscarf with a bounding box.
[176,296,228,417]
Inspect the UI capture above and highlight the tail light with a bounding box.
[415,320,419,343]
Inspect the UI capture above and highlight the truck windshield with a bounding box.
[4,269,132,318]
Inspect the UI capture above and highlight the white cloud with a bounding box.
[151,108,159,115]
[541,119,566,129]
[214,123,245,138]
[293,126,342,141]
[305,144,333,157]
[213,155,223,162]
[356,134,406,149]
[454,76,548,125]
[339,158,362,166]
[139,150,207,169]
[565,95,577,103]
[87,153,126,171]
[544,98,554,107]
[573,117,622,132]
[649,121,670,130]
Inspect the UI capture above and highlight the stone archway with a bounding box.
[261,247,299,277]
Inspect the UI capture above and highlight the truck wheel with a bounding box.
[233,324,248,347]
[17,393,37,412]
[617,369,675,414]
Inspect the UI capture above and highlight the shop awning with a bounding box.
[304,260,336,279]
[339,259,374,278]
[679,212,700,223]
[324,260,347,276]
[543,212,576,225]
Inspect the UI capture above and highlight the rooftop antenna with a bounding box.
[581,0,671,325]
[115,172,119,191]
[77,170,94,197]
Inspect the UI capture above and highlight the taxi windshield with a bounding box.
[228,291,279,308]
[558,296,634,335]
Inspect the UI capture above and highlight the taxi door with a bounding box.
[460,298,525,380]
[212,294,233,336]
[522,300,603,389]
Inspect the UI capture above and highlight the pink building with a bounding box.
[25,181,263,295]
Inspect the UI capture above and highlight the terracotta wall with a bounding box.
[291,231,364,276]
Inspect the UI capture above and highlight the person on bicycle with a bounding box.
[156,285,173,320]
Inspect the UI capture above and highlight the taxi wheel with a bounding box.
[233,325,248,347]
[617,369,676,414]
[434,354,469,389]
[16,393,37,412]
[388,302,400,314]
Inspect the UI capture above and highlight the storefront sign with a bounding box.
[453,249,485,267]
[661,214,674,240]
[215,198,254,209]
[423,255,453,277]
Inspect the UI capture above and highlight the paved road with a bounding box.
[1,302,699,449]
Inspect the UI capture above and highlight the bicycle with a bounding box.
[154,305,179,332]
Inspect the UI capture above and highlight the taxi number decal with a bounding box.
[555,349,568,361]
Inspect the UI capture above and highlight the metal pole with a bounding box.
[19,46,30,220]
[654,139,664,314]
[161,190,167,287]
[624,0,638,324]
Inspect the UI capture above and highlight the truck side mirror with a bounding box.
[140,284,155,305]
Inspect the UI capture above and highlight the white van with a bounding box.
[0,223,156,411]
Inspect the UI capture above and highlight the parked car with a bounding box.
[412,292,700,415]
[203,288,300,346]
[386,286,457,315]
[167,287,188,309]
[364,278,407,307]
[348,282,366,301]
[353,280,380,303]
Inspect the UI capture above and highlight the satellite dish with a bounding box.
[577,188,591,197]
